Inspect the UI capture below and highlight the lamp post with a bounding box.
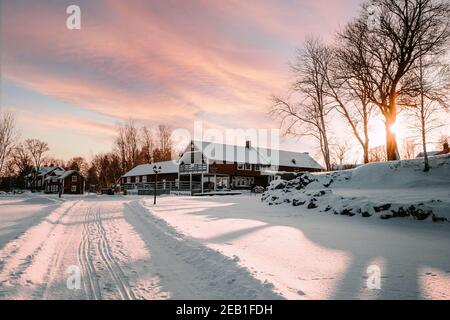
[210,164,217,192]
[153,165,162,205]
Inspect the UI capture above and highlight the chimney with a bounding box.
[443,142,449,154]
[245,140,251,149]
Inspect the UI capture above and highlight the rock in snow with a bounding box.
[262,154,450,223]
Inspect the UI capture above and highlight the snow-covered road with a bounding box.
[0,194,449,300]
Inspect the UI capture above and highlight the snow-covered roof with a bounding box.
[122,161,179,177]
[57,170,78,180]
[179,140,323,170]
[180,141,270,165]
[37,166,64,177]
[256,148,324,170]
[44,170,78,181]
[26,166,65,178]
[417,151,441,158]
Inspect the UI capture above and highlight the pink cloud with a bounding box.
[2,0,363,156]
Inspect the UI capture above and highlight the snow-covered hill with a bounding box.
[262,154,450,222]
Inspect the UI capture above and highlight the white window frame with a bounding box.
[255,164,261,171]
[237,163,244,170]
[71,185,77,192]
[127,177,131,183]
[72,175,77,182]
[244,163,252,171]
[142,176,147,183]
[136,176,140,183]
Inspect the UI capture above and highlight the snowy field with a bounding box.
[0,191,449,300]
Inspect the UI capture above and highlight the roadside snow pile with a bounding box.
[21,196,62,205]
[262,154,450,223]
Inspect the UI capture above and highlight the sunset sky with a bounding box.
[4,0,442,163]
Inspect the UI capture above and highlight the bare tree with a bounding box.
[25,139,49,190]
[331,35,377,163]
[66,156,89,176]
[153,124,173,162]
[42,157,65,168]
[140,125,154,164]
[271,38,333,170]
[368,145,387,163]
[91,152,122,188]
[339,0,450,161]
[0,111,17,177]
[331,142,351,168]
[114,119,140,173]
[406,56,449,170]
[11,143,33,175]
[402,138,418,159]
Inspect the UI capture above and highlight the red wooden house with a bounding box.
[44,170,85,195]
[177,140,323,192]
[120,140,323,194]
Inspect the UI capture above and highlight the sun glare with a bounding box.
[389,122,403,138]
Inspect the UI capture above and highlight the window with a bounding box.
[244,163,252,171]
[255,164,261,171]
[71,186,77,192]
[38,180,42,187]
[142,176,147,183]
[72,175,77,182]
[136,176,140,183]
[127,177,131,183]
[237,163,244,170]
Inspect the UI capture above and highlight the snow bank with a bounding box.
[21,196,61,205]
[262,155,450,222]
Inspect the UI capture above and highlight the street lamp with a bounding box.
[210,162,217,192]
[153,165,162,205]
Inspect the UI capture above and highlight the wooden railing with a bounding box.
[123,181,203,194]
[179,163,207,173]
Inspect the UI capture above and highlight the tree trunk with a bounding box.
[363,106,370,164]
[385,115,399,161]
[419,53,429,172]
[320,115,331,171]
[421,127,430,172]
[385,91,400,161]
[420,101,430,172]
[363,144,369,164]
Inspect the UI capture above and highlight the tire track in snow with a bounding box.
[77,204,136,300]
[78,207,102,300]
[0,201,80,297]
[94,207,135,300]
